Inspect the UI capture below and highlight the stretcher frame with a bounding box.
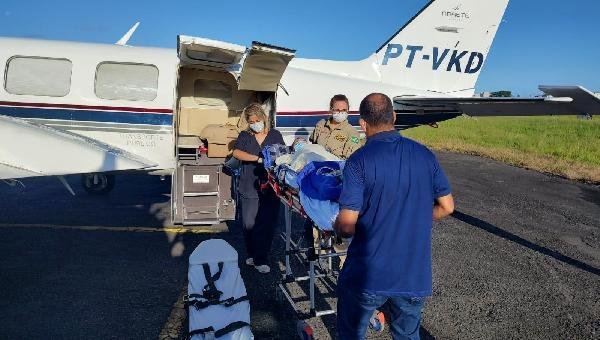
[267,170,346,320]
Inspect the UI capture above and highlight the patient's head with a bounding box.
[293,137,307,152]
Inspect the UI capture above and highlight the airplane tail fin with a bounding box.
[373,0,510,95]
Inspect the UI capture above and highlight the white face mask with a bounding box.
[332,111,348,123]
[249,121,265,133]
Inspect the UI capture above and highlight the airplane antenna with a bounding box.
[116,22,140,46]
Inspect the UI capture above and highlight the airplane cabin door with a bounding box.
[173,36,295,227]
[238,42,295,92]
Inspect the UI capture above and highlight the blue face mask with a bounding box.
[294,142,306,152]
[293,137,307,152]
[249,121,265,133]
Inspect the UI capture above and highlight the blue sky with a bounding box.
[1,0,598,96]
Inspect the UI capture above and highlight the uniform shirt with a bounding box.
[309,119,363,159]
[234,129,285,198]
[338,131,451,297]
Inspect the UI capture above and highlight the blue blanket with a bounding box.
[299,191,339,231]
[296,161,345,231]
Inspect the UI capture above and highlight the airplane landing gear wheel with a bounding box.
[82,173,115,195]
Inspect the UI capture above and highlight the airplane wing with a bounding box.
[0,115,157,180]
[393,86,600,128]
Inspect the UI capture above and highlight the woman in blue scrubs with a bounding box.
[232,103,284,274]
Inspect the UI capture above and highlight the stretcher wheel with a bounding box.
[369,311,386,332]
[296,320,314,340]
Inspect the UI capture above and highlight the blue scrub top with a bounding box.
[338,130,451,297]
[234,129,284,199]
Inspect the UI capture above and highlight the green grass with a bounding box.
[402,116,600,182]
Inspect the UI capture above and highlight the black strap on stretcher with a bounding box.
[189,321,250,338]
[202,262,224,301]
[187,262,248,310]
[188,295,249,310]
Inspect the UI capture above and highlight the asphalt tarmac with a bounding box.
[0,152,598,339]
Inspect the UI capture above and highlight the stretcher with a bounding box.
[186,239,253,340]
[265,161,387,338]
[266,169,347,336]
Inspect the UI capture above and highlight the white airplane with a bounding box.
[1,0,598,225]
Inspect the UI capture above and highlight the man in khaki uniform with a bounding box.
[309,94,363,159]
[306,94,362,269]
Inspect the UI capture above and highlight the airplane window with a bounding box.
[193,79,232,107]
[95,62,158,101]
[5,56,72,97]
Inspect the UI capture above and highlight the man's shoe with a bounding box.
[255,265,270,274]
[245,258,254,266]
[369,310,386,332]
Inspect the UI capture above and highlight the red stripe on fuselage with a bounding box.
[0,101,172,114]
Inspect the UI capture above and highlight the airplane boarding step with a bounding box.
[172,156,235,226]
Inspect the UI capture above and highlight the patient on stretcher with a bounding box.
[276,143,341,172]
[262,143,344,231]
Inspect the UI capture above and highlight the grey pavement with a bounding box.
[0,152,598,339]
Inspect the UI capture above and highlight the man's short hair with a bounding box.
[359,93,395,127]
[329,94,350,109]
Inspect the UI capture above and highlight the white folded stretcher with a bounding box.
[187,239,253,340]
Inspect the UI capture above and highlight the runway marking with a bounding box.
[0,223,221,234]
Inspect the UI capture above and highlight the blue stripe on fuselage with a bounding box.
[0,106,172,126]
[275,114,360,128]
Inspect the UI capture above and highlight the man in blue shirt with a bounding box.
[334,93,454,339]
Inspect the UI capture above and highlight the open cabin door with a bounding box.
[173,36,295,226]
[178,36,295,91]
[238,42,295,92]
[178,35,245,71]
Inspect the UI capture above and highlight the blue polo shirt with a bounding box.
[338,130,451,297]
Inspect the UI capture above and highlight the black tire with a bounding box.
[81,173,115,195]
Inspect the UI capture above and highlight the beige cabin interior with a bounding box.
[176,68,255,144]
[172,36,295,225]
[175,38,293,156]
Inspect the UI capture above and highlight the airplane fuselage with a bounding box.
[0,37,442,175]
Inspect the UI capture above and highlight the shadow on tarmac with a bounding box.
[580,185,600,207]
[452,210,600,277]
[0,174,171,228]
